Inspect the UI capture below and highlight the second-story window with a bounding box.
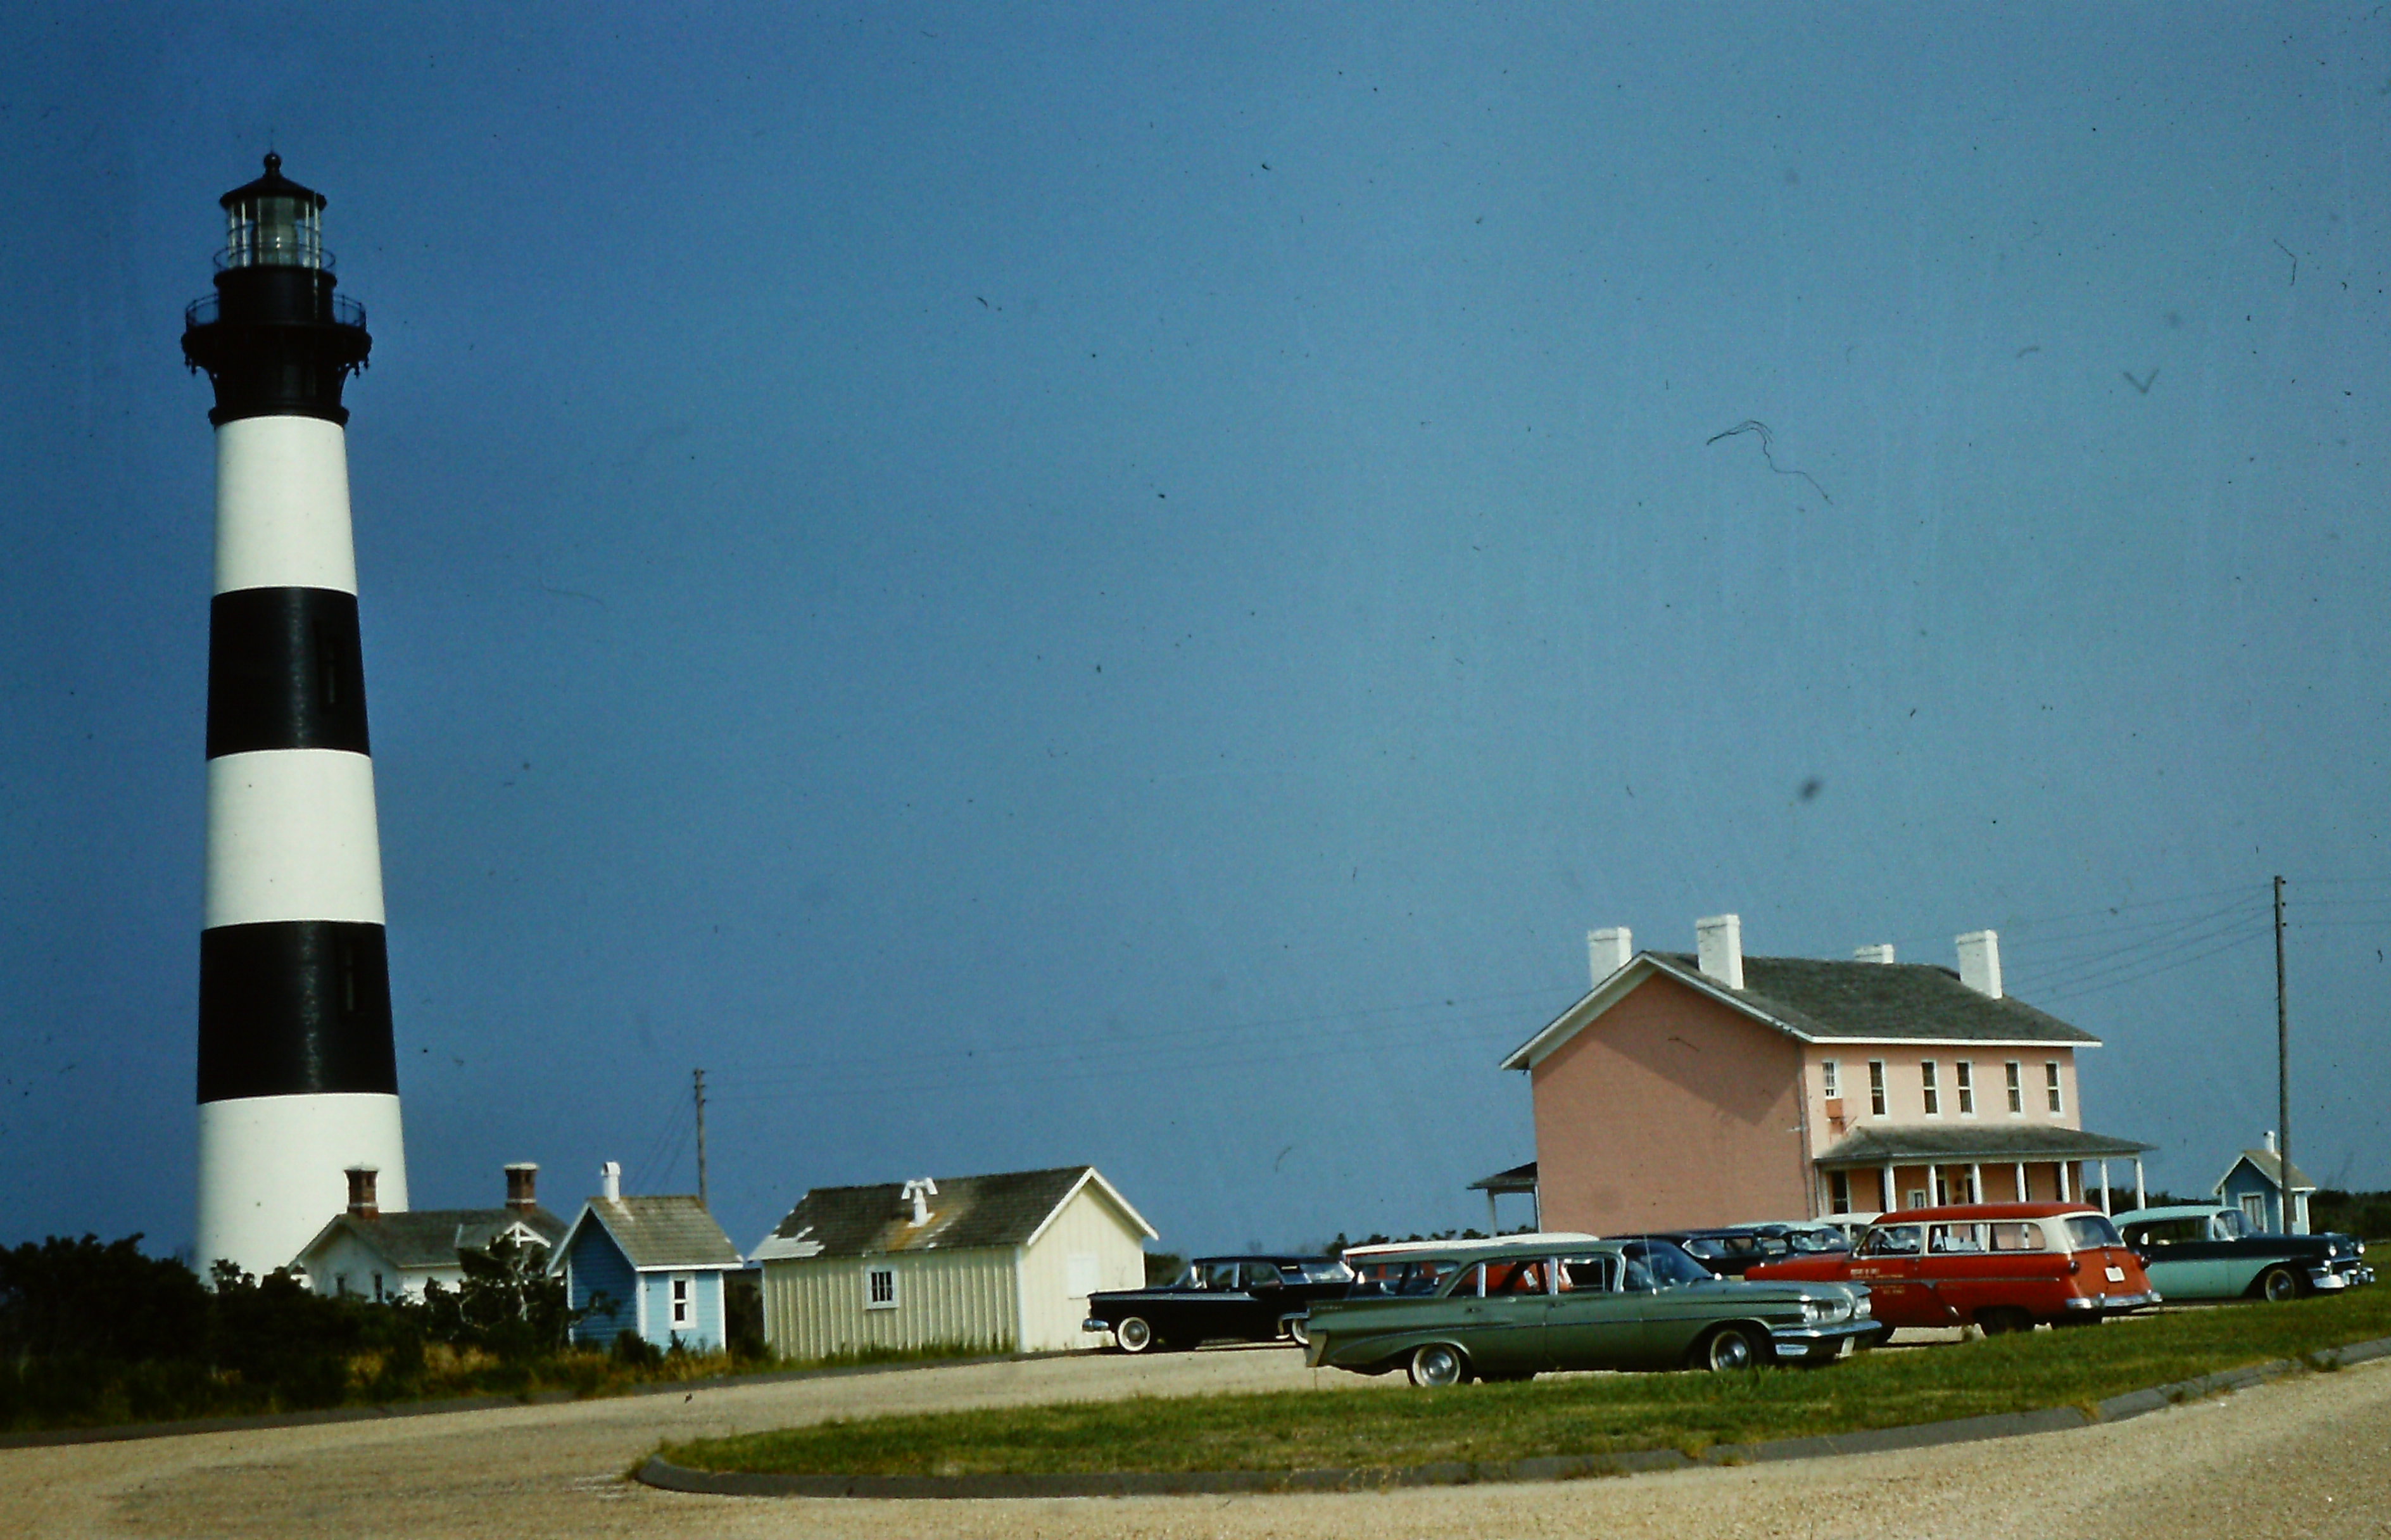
[2006,1061,2024,1114]
[2045,1061,2064,1114]
[1822,1059,1840,1100]
[1868,1060,1887,1116]
[1956,1061,1976,1116]
[1922,1060,1941,1116]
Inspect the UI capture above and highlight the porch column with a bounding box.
[1882,1161,1896,1211]
[2015,1162,2029,1202]
[2058,1161,2071,1202]
[2134,1158,2146,1210]
[1487,1190,1500,1235]
[2100,1161,2112,1213]
[1926,1163,1940,1206]
[1969,1163,1983,1204]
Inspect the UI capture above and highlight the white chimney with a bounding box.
[1695,914,1744,990]
[600,1160,621,1201]
[1852,944,1896,965]
[1587,927,1633,987]
[2264,1130,2278,1155]
[1955,931,2003,998]
[900,1177,938,1226]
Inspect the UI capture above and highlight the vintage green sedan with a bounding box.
[1304,1237,1884,1385]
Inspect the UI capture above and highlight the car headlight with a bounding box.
[2328,1243,2341,1258]
[1852,1293,1872,1318]
[1800,1296,1852,1324]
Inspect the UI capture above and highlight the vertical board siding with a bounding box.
[1017,1183,1149,1352]
[762,1245,1019,1361]
[565,1228,639,1348]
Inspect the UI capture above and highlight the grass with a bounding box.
[664,1287,2391,1477]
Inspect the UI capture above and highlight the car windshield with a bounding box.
[2064,1215,2124,1251]
[2212,1209,2247,1241]
[1622,1241,1712,1291]
[1297,1260,1354,1283]
[1788,1229,1846,1253]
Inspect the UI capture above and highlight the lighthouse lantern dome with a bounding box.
[218,153,329,271]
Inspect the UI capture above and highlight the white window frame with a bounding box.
[864,1264,899,1311]
[2005,1060,2023,1114]
[1868,1060,1888,1118]
[2045,1060,2064,1114]
[1921,1059,1941,1117]
[1955,1060,1976,1117]
[1820,1059,1840,1100]
[671,1274,692,1328]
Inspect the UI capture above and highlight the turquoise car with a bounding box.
[1304,1237,1884,1386]
[2115,1205,2373,1301]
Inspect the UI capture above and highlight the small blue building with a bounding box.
[2214,1136,2315,1235]
[550,1164,743,1351]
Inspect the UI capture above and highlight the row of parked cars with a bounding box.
[1080,1201,2371,1388]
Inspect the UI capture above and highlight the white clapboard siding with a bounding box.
[1017,1180,1152,1352]
[764,1244,1019,1361]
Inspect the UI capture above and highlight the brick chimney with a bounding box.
[504,1163,539,1213]
[1696,914,1744,989]
[1956,930,2003,999]
[1586,926,1633,987]
[345,1165,380,1221]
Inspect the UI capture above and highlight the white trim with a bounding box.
[864,1263,899,1310]
[1019,1167,1160,1251]
[1499,954,2100,1071]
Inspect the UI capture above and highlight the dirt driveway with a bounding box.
[4,1344,2387,1539]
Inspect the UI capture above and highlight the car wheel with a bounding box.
[1114,1315,1156,1354]
[1700,1324,1767,1372]
[1284,1316,1311,1348]
[2261,1265,2303,1303]
[1408,1342,1467,1387]
[1979,1306,2035,1335]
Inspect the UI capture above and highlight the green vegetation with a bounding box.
[2314,1190,2391,1242]
[666,1285,2391,1478]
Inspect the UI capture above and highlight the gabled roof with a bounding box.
[1468,1161,1539,1194]
[752,1165,1156,1263]
[1814,1123,2153,1167]
[2214,1148,2316,1197]
[293,1206,567,1273]
[1501,950,2098,1071]
[550,1196,741,1274]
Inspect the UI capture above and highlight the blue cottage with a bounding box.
[2213,1136,2316,1235]
[550,1163,743,1351]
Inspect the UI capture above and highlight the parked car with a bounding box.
[1303,1236,1883,1385]
[2113,1204,2375,1302]
[1653,1229,1794,1276]
[1733,1221,1856,1256]
[1083,1254,1353,1353]
[1747,1202,2159,1333]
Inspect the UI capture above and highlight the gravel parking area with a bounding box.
[4,1342,2386,1539]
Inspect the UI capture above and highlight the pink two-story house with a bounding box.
[1498,916,2151,1234]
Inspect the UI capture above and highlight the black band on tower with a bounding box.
[206,588,372,758]
[182,266,370,425]
[197,920,400,1101]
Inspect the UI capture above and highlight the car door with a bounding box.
[1449,1258,1551,1373]
[1621,1241,1733,1366]
[1239,1262,1289,1338]
[1542,1253,1639,1370]
[1844,1223,1938,1327]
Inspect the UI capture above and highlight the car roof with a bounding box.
[2111,1205,2226,1223]
[1867,1202,2111,1224]
[1189,1254,1338,1265]
[1342,1232,1597,1259]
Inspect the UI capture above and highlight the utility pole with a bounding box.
[2274,876,2293,1233]
[693,1067,710,1210]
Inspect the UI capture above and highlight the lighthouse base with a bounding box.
[194,1092,408,1282]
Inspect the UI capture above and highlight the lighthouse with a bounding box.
[182,156,408,1278]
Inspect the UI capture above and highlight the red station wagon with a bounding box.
[1746,1203,2159,1334]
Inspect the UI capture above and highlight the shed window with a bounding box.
[671,1275,691,1327]
[865,1265,898,1310]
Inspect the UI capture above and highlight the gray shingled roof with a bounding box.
[306,1206,567,1270]
[577,1196,743,1270]
[1816,1124,2154,1166]
[762,1166,1109,1259]
[2218,1148,2316,1194]
[1651,952,2099,1045]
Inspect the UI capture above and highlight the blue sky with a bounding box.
[3,3,2387,1259]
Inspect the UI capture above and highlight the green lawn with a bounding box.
[666,1287,2391,1477]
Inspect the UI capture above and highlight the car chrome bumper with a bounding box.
[1769,1318,1891,1355]
[1082,1318,1111,1335]
[2060,1291,2160,1314]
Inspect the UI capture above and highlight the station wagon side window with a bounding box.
[1860,1225,1924,1256]
[1559,1254,1618,1292]
[2212,1210,2246,1241]
[1928,1223,1988,1253]
[1402,1259,1460,1296]
[1988,1222,2047,1252]
[1240,1263,1284,1291]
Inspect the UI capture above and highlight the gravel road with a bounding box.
[5,1344,2387,1539]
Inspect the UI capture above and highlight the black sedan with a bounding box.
[1085,1254,1354,1353]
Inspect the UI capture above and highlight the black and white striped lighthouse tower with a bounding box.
[182,156,407,1277]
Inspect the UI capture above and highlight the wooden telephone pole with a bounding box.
[2274,877,2292,1233]
[693,1067,710,1209]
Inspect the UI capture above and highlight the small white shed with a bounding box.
[752,1165,1155,1360]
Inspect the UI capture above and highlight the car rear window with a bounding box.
[1347,1259,1462,1297]
[2064,1215,2124,1251]
[1988,1222,2047,1252]
[1558,1254,1618,1292]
